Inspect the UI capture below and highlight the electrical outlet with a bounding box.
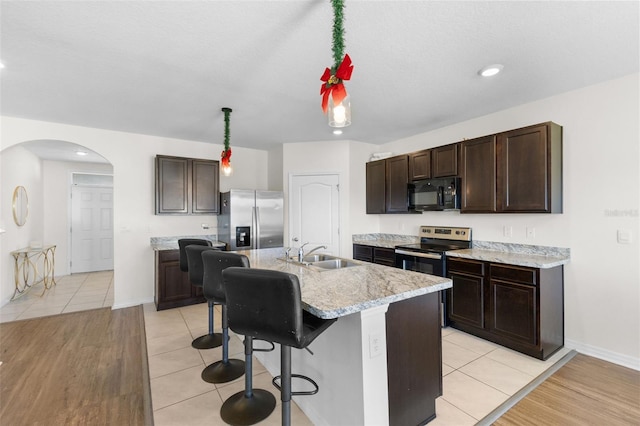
[503,225,513,237]
[617,229,632,244]
[526,227,536,239]
[369,332,383,358]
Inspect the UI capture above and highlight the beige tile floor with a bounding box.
[0,270,114,323]
[1,272,570,425]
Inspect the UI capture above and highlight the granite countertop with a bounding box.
[152,241,226,251]
[150,235,226,251]
[352,239,409,249]
[352,234,570,269]
[233,247,451,320]
[445,249,569,269]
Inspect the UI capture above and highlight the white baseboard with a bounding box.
[112,297,154,310]
[565,338,640,371]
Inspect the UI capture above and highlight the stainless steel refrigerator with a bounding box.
[218,190,284,251]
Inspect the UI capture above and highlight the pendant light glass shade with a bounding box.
[328,95,351,128]
[221,163,233,176]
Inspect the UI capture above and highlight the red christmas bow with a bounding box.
[320,54,353,113]
[221,148,232,167]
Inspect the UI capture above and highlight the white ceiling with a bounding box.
[1,1,638,161]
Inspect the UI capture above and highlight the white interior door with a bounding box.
[71,185,114,273]
[289,174,340,256]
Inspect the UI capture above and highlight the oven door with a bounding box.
[394,249,444,276]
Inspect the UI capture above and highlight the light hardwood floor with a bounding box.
[494,353,640,425]
[0,306,152,425]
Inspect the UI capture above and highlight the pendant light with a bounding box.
[220,107,233,176]
[320,0,353,128]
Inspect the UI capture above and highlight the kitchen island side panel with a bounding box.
[386,291,442,426]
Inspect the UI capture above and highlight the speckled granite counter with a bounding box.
[445,249,569,268]
[353,234,570,269]
[352,233,418,249]
[233,247,451,319]
[446,240,570,268]
[150,235,226,250]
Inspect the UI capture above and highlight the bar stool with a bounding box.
[200,250,248,384]
[184,244,223,349]
[222,268,337,426]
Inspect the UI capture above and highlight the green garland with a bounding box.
[222,107,231,152]
[331,0,345,72]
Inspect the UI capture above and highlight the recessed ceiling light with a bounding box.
[333,129,343,135]
[76,150,88,156]
[0,62,5,69]
[479,64,503,77]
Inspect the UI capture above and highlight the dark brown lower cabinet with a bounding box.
[386,292,442,426]
[155,249,205,310]
[352,244,396,266]
[446,257,564,360]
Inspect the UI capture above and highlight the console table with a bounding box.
[10,245,57,300]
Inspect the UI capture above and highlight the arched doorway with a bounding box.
[0,139,115,321]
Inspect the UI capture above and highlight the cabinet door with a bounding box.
[432,143,459,177]
[409,149,431,180]
[447,271,485,329]
[366,160,386,214]
[490,279,537,345]
[192,159,220,214]
[156,156,189,214]
[385,155,409,213]
[460,136,497,213]
[158,252,192,303]
[497,124,550,212]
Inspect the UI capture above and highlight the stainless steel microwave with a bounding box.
[408,177,461,211]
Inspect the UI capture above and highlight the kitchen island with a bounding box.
[233,247,452,426]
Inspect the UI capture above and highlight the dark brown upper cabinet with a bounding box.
[461,122,562,214]
[432,143,459,177]
[366,155,410,214]
[386,155,410,213]
[155,155,220,215]
[409,149,431,181]
[366,159,387,214]
[497,122,562,213]
[460,135,497,213]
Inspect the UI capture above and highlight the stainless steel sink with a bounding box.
[302,254,336,263]
[277,254,360,271]
[309,259,360,270]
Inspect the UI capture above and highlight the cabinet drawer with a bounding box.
[353,244,373,262]
[373,247,396,266]
[159,249,180,262]
[447,258,485,276]
[490,264,537,285]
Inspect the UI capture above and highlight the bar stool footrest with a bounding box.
[252,339,275,352]
[272,374,319,396]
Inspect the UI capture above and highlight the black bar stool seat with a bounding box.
[183,243,223,349]
[200,250,248,383]
[222,268,337,426]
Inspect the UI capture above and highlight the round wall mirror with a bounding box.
[12,186,28,227]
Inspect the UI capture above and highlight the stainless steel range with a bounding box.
[395,226,472,326]
[394,226,472,276]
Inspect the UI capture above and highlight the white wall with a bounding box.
[1,117,270,308]
[0,146,44,303]
[369,74,639,369]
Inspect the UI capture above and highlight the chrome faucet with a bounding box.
[300,245,327,262]
[284,247,293,261]
[297,242,309,262]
